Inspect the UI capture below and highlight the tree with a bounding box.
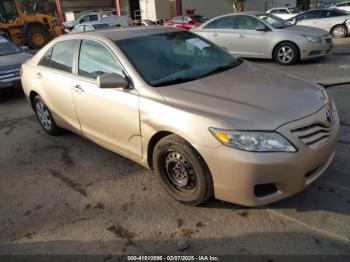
[226,0,246,12]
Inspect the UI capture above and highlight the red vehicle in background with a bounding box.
[164,15,209,31]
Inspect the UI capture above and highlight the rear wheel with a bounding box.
[331,25,347,38]
[33,96,62,136]
[26,25,50,49]
[273,42,299,66]
[153,135,213,205]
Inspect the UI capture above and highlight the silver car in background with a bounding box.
[192,12,333,65]
[70,22,112,33]
[288,9,350,38]
[0,37,32,90]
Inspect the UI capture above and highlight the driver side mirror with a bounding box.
[256,24,268,31]
[97,73,129,89]
[291,18,297,25]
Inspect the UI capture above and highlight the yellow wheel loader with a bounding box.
[0,0,64,49]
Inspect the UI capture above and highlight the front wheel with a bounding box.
[33,96,62,136]
[153,135,213,205]
[273,42,299,66]
[331,25,347,38]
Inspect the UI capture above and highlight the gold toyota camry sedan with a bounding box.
[21,27,339,206]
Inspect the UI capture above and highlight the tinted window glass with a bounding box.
[72,25,85,32]
[39,48,53,67]
[192,15,209,23]
[92,24,111,29]
[84,25,94,31]
[39,40,75,73]
[257,14,291,29]
[78,40,123,79]
[238,16,260,30]
[116,31,240,87]
[90,15,98,21]
[330,9,350,16]
[279,9,289,14]
[205,16,238,29]
[270,9,279,14]
[299,10,321,20]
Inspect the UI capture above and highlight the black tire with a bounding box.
[331,25,347,38]
[25,24,50,49]
[153,134,213,205]
[273,42,299,66]
[33,96,62,136]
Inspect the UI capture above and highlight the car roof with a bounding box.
[60,26,181,42]
[268,7,289,10]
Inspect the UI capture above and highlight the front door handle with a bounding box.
[238,34,245,38]
[213,32,218,37]
[74,85,84,93]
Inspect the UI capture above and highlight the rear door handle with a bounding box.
[74,85,84,93]
[36,72,43,79]
[213,32,218,37]
[238,34,245,38]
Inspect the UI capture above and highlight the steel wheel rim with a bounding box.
[333,27,345,38]
[163,151,197,193]
[36,102,52,130]
[277,46,294,64]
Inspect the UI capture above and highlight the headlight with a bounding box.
[209,128,296,152]
[302,35,322,43]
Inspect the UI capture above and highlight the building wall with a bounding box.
[61,0,114,12]
[244,0,297,12]
[181,0,233,18]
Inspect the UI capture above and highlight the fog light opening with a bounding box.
[254,183,278,198]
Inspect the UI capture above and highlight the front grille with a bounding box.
[0,68,20,82]
[291,123,331,146]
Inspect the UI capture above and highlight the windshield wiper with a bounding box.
[200,62,239,78]
[153,61,242,87]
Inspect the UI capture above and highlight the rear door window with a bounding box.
[204,16,238,29]
[39,40,76,73]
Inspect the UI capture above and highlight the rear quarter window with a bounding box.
[38,40,76,73]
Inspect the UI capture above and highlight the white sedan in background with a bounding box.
[288,8,350,38]
[267,7,302,20]
[332,1,350,12]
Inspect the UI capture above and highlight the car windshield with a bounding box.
[92,24,110,29]
[192,15,209,23]
[116,31,241,87]
[256,13,292,29]
[0,38,22,56]
[288,8,301,14]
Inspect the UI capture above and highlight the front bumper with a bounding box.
[300,37,333,60]
[196,105,340,207]
[0,68,21,89]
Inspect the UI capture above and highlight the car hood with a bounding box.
[158,62,327,130]
[277,25,329,36]
[0,52,32,69]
